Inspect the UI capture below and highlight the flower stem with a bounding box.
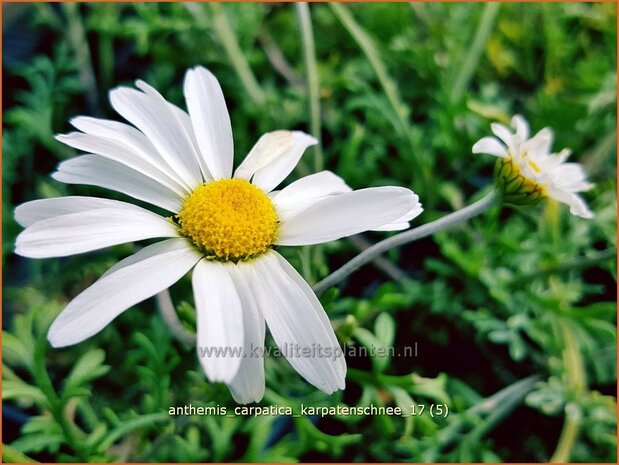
[329,3,432,201]
[550,319,586,463]
[435,374,541,454]
[313,190,498,295]
[63,3,99,115]
[192,3,266,106]
[296,2,324,172]
[2,444,38,463]
[512,247,616,286]
[156,289,196,346]
[329,3,408,136]
[451,2,500,102]
[33,340,87,460]
[551,415,580,463]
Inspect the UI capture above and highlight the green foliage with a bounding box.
[3,2,616,463]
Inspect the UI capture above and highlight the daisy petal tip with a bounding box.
[134,79,149,92]
[230,388,263,405]
[472,137,507,157]
[108,85,133,105]
[320,377,345,395]
[490,122,513,136]
[575,207,594,219]
[191,64,208,74]
[13,234,33,258]
[187,65,217,83]
[292,130,318,146]
[200,362,240,385]
[47,334,64,349]
[47,324,71,349]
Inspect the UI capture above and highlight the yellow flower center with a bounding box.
[177,179,278,261]
[528,160,542,174]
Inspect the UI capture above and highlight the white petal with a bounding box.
[69,116,191,190]
[48,238,202,347]
[193,259,244,383]
[547,187,594,219]
[15,196,152,227]
[53,155,183,212]
[522,127,553,156]
[551,163,594,192]
[134,79,213,182]
[235,131,318,193]
[167,102,213,181]
[226,265,266,404]
[15,205,178,259]
[536,148,572,173]
[490,122,516,152]
[110,85,202,188]
[56,132,188,196]
[271,171,352,221]
[241,252,345,393]
[183,67,234,180]
[511,114,530,141]
[371,222,409,231]
[277,187,418,246]
[372,199,423,231]
[472,137,508,158]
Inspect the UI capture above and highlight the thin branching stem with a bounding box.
[296,2,324,172]
[550,320,586,463]
[33,340,87,460]
[63,3,99,114]
[1,444,38,463]
[330,3,407,136]
[259,29,304,90]
[188,3,266,106]
[329,3,431,201]
[313,190,498,295]
[434,374,541,455]
[156,289,196,346]
[451,2,500,102]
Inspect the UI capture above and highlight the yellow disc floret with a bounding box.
[177,179,278,261]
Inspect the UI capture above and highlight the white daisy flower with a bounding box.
[14,66,422,404]
[473,115,594,218]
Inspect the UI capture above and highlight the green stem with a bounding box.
[348,235,406,282]
[296,2,324,172]
[313,190,498,295]
[330,3,407,135]
[329,2,431,204]
[451,3,500,102]
[63,3,98,114]
[189,3,266,106]
[438,375,541,451]
[33,340,87,460]
[551,414,580,463]
[550,320,586,463]
[512,248,616,286]
[259,29,304,89]
[156,289,195,345]
[2,444,38,463]
[97,4,117,91]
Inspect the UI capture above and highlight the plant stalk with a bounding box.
[313,190,498,295]
[296,2,324,172]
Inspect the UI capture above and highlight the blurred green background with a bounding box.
[2,2,617,462]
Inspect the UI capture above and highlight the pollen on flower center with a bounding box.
[177,179,278,261]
